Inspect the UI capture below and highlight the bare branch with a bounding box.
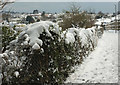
[0,0,15,10]
[70,2,81,15]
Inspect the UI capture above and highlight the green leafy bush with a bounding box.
[2,26,19,52]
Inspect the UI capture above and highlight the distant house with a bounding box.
[95,18,111,26]
[11,18,21,23]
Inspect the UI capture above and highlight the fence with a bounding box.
[105,21,120,30]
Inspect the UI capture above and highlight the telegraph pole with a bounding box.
[114,4,117,32]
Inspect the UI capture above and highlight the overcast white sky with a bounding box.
[16,0,119,2]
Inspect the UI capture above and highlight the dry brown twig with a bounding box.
[0,0,15,10]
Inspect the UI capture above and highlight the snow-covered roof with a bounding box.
[11,18,21,21]
[95,18,112,25]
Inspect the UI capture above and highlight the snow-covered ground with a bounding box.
[65,30,119,83]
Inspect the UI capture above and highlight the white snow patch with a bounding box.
[79,28,88,46]
[65,32,75,44]
[14,71,19,78]
[65,31,118,83]
[16,21,61,49]
[65,28,80,44]
[32,43,40,50]
[64,27,98,47]
[0,54,3,58]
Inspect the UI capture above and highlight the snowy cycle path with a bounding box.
[65,31,118,83]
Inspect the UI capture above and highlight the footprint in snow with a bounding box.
[105,58,107,61]
[82,79,85,81]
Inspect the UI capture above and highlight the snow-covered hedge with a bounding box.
[0,21,103,84]
[2,26,19,53]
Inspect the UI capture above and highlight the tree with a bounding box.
[41,11,45,16]
[59,3,95,30]
[63,3,80,15]
[62,12,94,30]
[70,3,80,15]
[26,16,35,24]
[87,8,95,14]
[33,9,38,14]
[0,0,15,10]
[0,0,15,53]
[95,11,104,19]
[2,13,11,22]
